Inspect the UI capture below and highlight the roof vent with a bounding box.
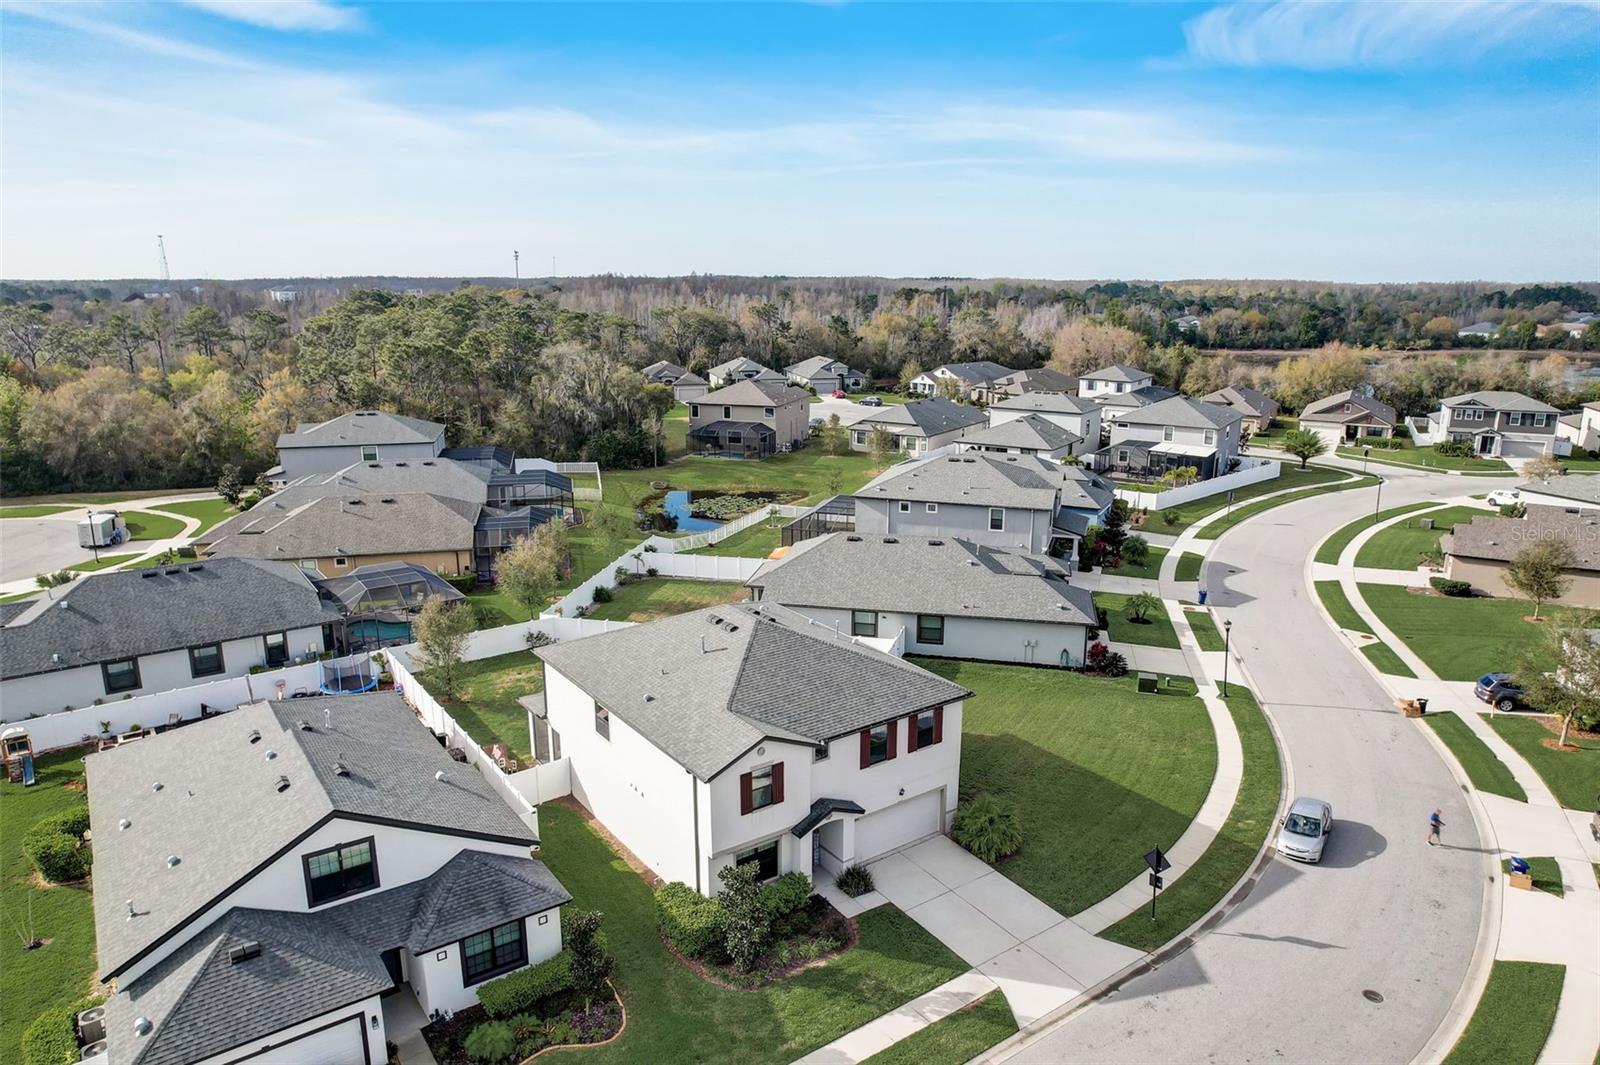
[119,818,131,831]
[927,539,944,546]
[247,729,261,744]
[368,462,381,468]
[333,761,349,776]
[846,535,863,542]
[422,461,435,466]
[134,1016,152,1037]
[186,564,204,572]
[275,775,290,793]
[348,499,364,506]
[228,942,262,965]
[166,855,180,868]
[139,570,159,579]
[163,568,180,576]
[151,782,163,792]
[125,899,136,921]
[966,559,980,566]
[642,694,655,703]
[882,537,898,544]
[380,498,396,504]
[296,719,313,731]
[264,749,277,761]
[434,770,446,782]
[395,461,408,467]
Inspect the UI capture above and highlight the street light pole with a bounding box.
[1221,619,1232,697]
[1363,446,1371,475]
[1374,476,1383,522]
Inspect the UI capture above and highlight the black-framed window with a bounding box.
[102,658,141,695]
[461,919,527,985]
[361,445,379,461]
[264,631,289,666]
[764,406,774,417]
[188,643,224,678]
[989,508,1005,531]
[690,404,700,418]
[851,610,878,637]
[914,709,939,749]
[595,706,610,740]
[749,765,775,810]
[917,615,944,645]
[735,840,780,882]
[303,837,377,906]
[866,723,891,765]
[722,406,732,419]
[813,743,830,762]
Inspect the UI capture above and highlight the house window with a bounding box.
[1204,429,1216,445]
[764,406,774,418]
[299,559,320,573]
[861,721,896,767]
[461,919,527,986]
[851,610,878,637]
[917,615,944,645]
[988,508,1005,531]
[264,632,289,666]
[722,406,732,419]
[741,763,783,813]
[1163,426,1174,441]
[898,501,911,513]
[303,837,377,906]
[925,502,938,513]
[595,706,610,740]
[1117,450,1130,464]
[333,556,349,568]
[908,707,943,752]
[854,431,867,446]
[1115,382,1126,393]
[690,404,700,418]
[188,643,224,678]
[1533,413,1547,427]
[361,446,379,462]
[1508,412,1523,426]
[735,840,780,882]
[813,743,830,762]
[102,658,141,695]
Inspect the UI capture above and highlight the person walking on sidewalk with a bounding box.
[1427,808,1444,846]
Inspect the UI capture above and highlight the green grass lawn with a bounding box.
[1486,715,1600,810]
[1501,857,1563,897]
[690,520,784,558]
[0,590,40,604]
[538,803,970,1065]
[0,504,76,518]
[1144,465,1350,534]
[1422,713,1527,802]
[122,510,186,541]
[122,547,198,571]
[1244,415,1298,441]
[1359,584,1595,681]
[1360,641,1417,678]
[151,498,237,535]
[1095,591,1180,648]
[1174,552,1204,582]
[1314,501,1440,565]
[587,578,749,622]
[1314,580,1372,633]
[1101,687,1281,951]
[417,650,542,764]
[861,990,1016,1065]
[1353,505,1485,571]
[64,553,137,573]
[1102,545,1167,581]
[1185,608,1226,652]
[915,659,1215,917]
[0,752,99,1064]
[464,586,538,629]
[1337,442,1511,474]
[1442,961,1564,1065]
[1194,475,1378,541]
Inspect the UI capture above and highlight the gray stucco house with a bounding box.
[275,411,447,481]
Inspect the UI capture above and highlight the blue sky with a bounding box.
[2,1,1597,281]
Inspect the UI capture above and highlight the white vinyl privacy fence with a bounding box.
[1114,457,1279,511]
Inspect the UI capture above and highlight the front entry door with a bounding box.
[1478,434,1496,455]
[380,948,403,995]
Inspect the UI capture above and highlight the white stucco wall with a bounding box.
[853,497,1052,552]
[987,407,1100,455]
[279,440,441,480]
[194,995,385,1065]
[409,908,563,1016]
[779,605,1088,667]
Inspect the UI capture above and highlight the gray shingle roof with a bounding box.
[201,493,477,560]
[699,378,809,407]
[674,370,707,386]
[787,356,859,378]
[1440,390,1562,414]
[989,367,1076,394]
[208,460,490,541]
[929,361,1014,385]
[709,356,767,378]
[1082,364,1152,383]
[989,392,1098,415]
[0,559,332,681]
[860,397,987,437]
[1300,389,1398,426]
[1096,384,1178,408]
[642,360,688,382]
[1519,476,1600,506]
[1116,396,1244,431]
[856,451,1069,510]
[1200,385,1280,419]
[535,603,970,779]
[87,692,535,977]
[959,414,1081,451]
[750,533,1098,627]
[277,411,444,451]
[1442,511,1600,569]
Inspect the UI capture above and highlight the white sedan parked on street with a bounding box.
[1277,796,1334,863]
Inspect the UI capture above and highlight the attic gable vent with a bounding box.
[228,942,263,964]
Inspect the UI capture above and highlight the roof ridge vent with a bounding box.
[333,760,349,776]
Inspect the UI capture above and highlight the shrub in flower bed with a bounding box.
[655,881,725,959]
[835,863,874,897]
[424,995,622,1065]
[477,950,573,1018]
[698,894,851,989]
[23,805,92,883]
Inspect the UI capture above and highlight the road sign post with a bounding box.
[1144,846,1172,921]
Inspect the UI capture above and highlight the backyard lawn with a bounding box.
[1314,501,1439,565]
[152,498,238,535]
[537,803,971,1065]
[1336,441,1511,474]
[690,520,784,559]
[1353,505,1485,571]
[417,650,542,763]
[0,752,99,1064]
[915,659,1215,916]
[1422,713,1526,802]
[1442,961,1564,1065]
[586,578,749,623]
[1359,585,1595,682]
[464,585,537,628]
[1140,465,1350,534]
[1101,687,1281,951]
[860,991,1016,1065]
[1096,591,1180,648]
[122,510,186,541]
[1486,715,1600,810]
[1101,545,1167,581]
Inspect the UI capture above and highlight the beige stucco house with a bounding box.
[687,379,811,458]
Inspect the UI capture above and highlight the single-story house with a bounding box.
[972,367,1077,405]
[786,356,866,393]
[534,603,973,892]
[1424,391,1563,458]
[957,413,1081,460]
[1517,475,1600,514]
[1457,321,1497,338]
[641,361,709,402]
[987,392,1102,457]
[276,411,447,481]
[1298,390,1399,448]
[1172,315,1202,332]
[849,397,986,455]
[707,356,770,387]
[748,532,1097,667]
[1095,396,1244,480]
[907,361,1014,399]
[1200,385,1280,435]
[85,692,567,1065]
[641,359,687,384]
[0,559,334,721]
[688,379,811,458]
[1441,511,1600,607]
[1078,364,1154,400]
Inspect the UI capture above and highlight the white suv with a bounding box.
[1485,489,1521,508]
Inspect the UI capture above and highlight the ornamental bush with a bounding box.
[654,881,724,959]
[760,872,812,920]
[1433,440,1472,458]
[716,861,771,972]
[952,794,1023,863]
[835,864,875,898]
[591,585,613,604]
[463,1021,516,1064]
[20,1004,79,1065]
[476,950,573,1018]
[23,805,92,883]
[1429,577,1474,597]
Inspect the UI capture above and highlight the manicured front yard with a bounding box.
[1314,501,1439,565]
[1101,545,1167,581]
[1185,608,1225,652]
[418,650,542,763]
[1486,715,1600,810]
[1142,465,1349,534]
[1501,857,1563,897]
[1314,580,1371,633]
[587,578,749,623]
[860,990,1016,1065]
[537,803,970,1065]
[1095,591,1180,648]
[1359,584,1595,682]
[1174,552,1204,582]
[1442,960,1564,1065]
[1422,713,1526,802]
[915,659,1215,916]
[1194,475,1378,541]
[0,752,99,1064]
[1337,442,1511,474]
[1101,687,1281,951]
[1360,641,1416,678]
[151,498,238,535]
[1353,505,1485,571]
[122,510,186,541]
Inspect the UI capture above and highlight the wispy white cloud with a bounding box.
[1,0,264,68]
[176,0,362,32]
[1184,0,1600,69]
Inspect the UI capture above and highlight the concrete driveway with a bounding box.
[809,396,883,428]
[0,511,106,582]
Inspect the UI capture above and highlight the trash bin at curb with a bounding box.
[1198,589,1208,605]
[1415,697,1429,715]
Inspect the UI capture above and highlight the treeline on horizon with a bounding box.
[2,277,1598,498]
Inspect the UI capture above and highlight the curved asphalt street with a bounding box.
[1005,464,1499,1065]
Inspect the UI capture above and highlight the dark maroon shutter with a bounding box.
[739,771,753,815]
[933,706,944,745]
[906,713,919,753]
[886,719,898,761]
[860,730,871,768]
[771,763,784,804]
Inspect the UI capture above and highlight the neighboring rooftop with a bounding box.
[1200,385,1280,419]
[1097,384,1178,408]
[699,378,809,407]
[928,361,1014,385]
[1519,475,1600,506]
[857,451,1071,510]
[1442,511,1600,570]
[641,359,689,381]
[750,532,1098,628]
[1081,364,1153,383]
[1301,389,1398,425]
[0,559,333,681]
[1117,395,1245,430]
[201,493,480,561]
[276,411,444,451]
[1439,390,1562,414]
[860,396,986,437]
[708,356,767,378]
[786,355,858,377]
[535,603,970,779]
[990,391,1098,415]
[988,367,1077,393]
[960,414,1082,452]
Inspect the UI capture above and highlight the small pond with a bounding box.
[641,489,809,533]
[662,490,722,532]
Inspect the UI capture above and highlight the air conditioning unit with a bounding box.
[79,1040,108,1062]
[76,1007,106,1044]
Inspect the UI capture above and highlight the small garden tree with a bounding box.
[497,521,571,615]
[716,861,770,972]
[565,909,614,1007]
[867,426,896,467]
[1515,619,1600,748]
[1100,499,1130,554]
[1125,590,1160,623]
[463,1021,515,1064]
[952,794,1023,862]
[35,570,76,599]
[1522,454,1565,482]
[1120,535,1150,568]
[215,463,242,505]
[1505,540,1575,619]
[935,375,964,402]
[821,413,847,457]
[1281,428,1327,469]
[413,594,474,698]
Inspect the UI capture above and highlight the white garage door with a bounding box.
[233,1014,369,1065]
[1500,437,1550,459]
[856,790,942,862]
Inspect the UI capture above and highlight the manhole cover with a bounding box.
[1363,990,1385,1004]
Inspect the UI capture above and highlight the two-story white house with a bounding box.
[1094,396,1244,480]
[1423,390,1565,458]
[906,361,1014,399]
[986,392,1102,456]
[1557,402,1600,453]
[0,559,334,722]
[534,603,972,892]
[748,533,1096,667]
[85,692,568,1065]
[1077,364,1154,400]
